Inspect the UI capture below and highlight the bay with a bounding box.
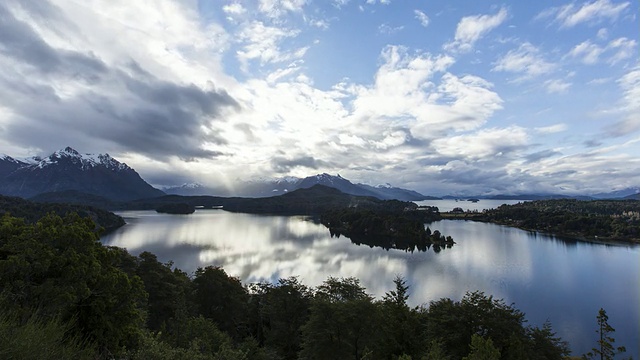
[101,210,639,358]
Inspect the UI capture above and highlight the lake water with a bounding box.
[101,210,639,358]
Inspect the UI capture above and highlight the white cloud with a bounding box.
[378,23,404,35]
[332,0,350,8]
[538,0,630,28]
[493,43,555,81]
[607,37,637,64]
[597,28,609,39]
[222,3,246,15]
[444,7,508,53]
[536,124,568,134]
[545,79,572,93]
[607,65,640,136]
[414,10,430,27]
[433,127,529,160]
[567,37,636,65]
[236,21,305,69]
[258,0,307,19]
[568,40,604,64]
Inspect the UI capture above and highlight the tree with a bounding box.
[192,266,250,340]
[383,275,410,309]
[0,213,146,357]
[528,320,569,360]
[300,277,380,360]
[462,334,501,360]
[253,277,312,359]
[584,308,626,360]
[422,340,451,360]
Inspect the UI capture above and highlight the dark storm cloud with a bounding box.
[271,156,330,173]
[0,1,240,161]
[0,3,107,77]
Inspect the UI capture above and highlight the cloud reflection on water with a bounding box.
[101,210,640,358]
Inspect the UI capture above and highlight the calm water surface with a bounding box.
[101,210,639,357]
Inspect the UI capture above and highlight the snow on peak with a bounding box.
[29,147,131,171]
[180,183,203,189]
[375,183,394,189]
[1,154,21,163]
[53,147,82,159]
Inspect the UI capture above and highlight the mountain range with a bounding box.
[0,147,164,201]
[0,147,638,203]
[164,173,438,201]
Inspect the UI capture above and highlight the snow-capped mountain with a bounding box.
[0,147,164,201]
[167,173,434,201]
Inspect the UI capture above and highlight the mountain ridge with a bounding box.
[164,173,438,201]
[0,147,164,201]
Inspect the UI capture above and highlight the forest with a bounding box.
[445,199,640,243]
[1,211,629,360]
[320,207,453,252]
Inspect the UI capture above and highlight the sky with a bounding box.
[0,0,638,196]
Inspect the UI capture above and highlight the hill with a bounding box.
[0,194,124,233]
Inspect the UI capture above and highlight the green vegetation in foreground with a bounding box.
[1,212,629,359]
[442,199,640,244]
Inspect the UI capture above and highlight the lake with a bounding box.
[101,209,639,358]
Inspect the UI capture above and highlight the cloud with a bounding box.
[432,126,529,161]
[414,10,430,27]
[378,23,404,35]
[444,7,508,53]
[0,0,238,160]
[535,124,568,134]
[568,40,605,64]
[545,79,572,94]
[236,21,305,69]
[605,65,640,137]
[493,43,555,81]
[271,155,331,173]
[567,37,636,65]
[258,0,307,19]
[538,0,630,28]
[223,3,246,15]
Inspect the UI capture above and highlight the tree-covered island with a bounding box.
[320,206,454,252]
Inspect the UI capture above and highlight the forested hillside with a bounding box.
[0,212,618,359]
[0,194,124,233]
[482,199,640,242]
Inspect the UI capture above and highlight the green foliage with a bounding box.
[321,208,453,252]
[0,312,96,359]
[135,251,192,331]
[463,334,501,360]
[0,212,146,356]
[528,320,570,360]
[0,194,124,233]
[192,265,250,340]
[483,199,640,242]
[422,340,451,360]
[584,308,627,360]
[251,277,312,359]
[300,277,380,360]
